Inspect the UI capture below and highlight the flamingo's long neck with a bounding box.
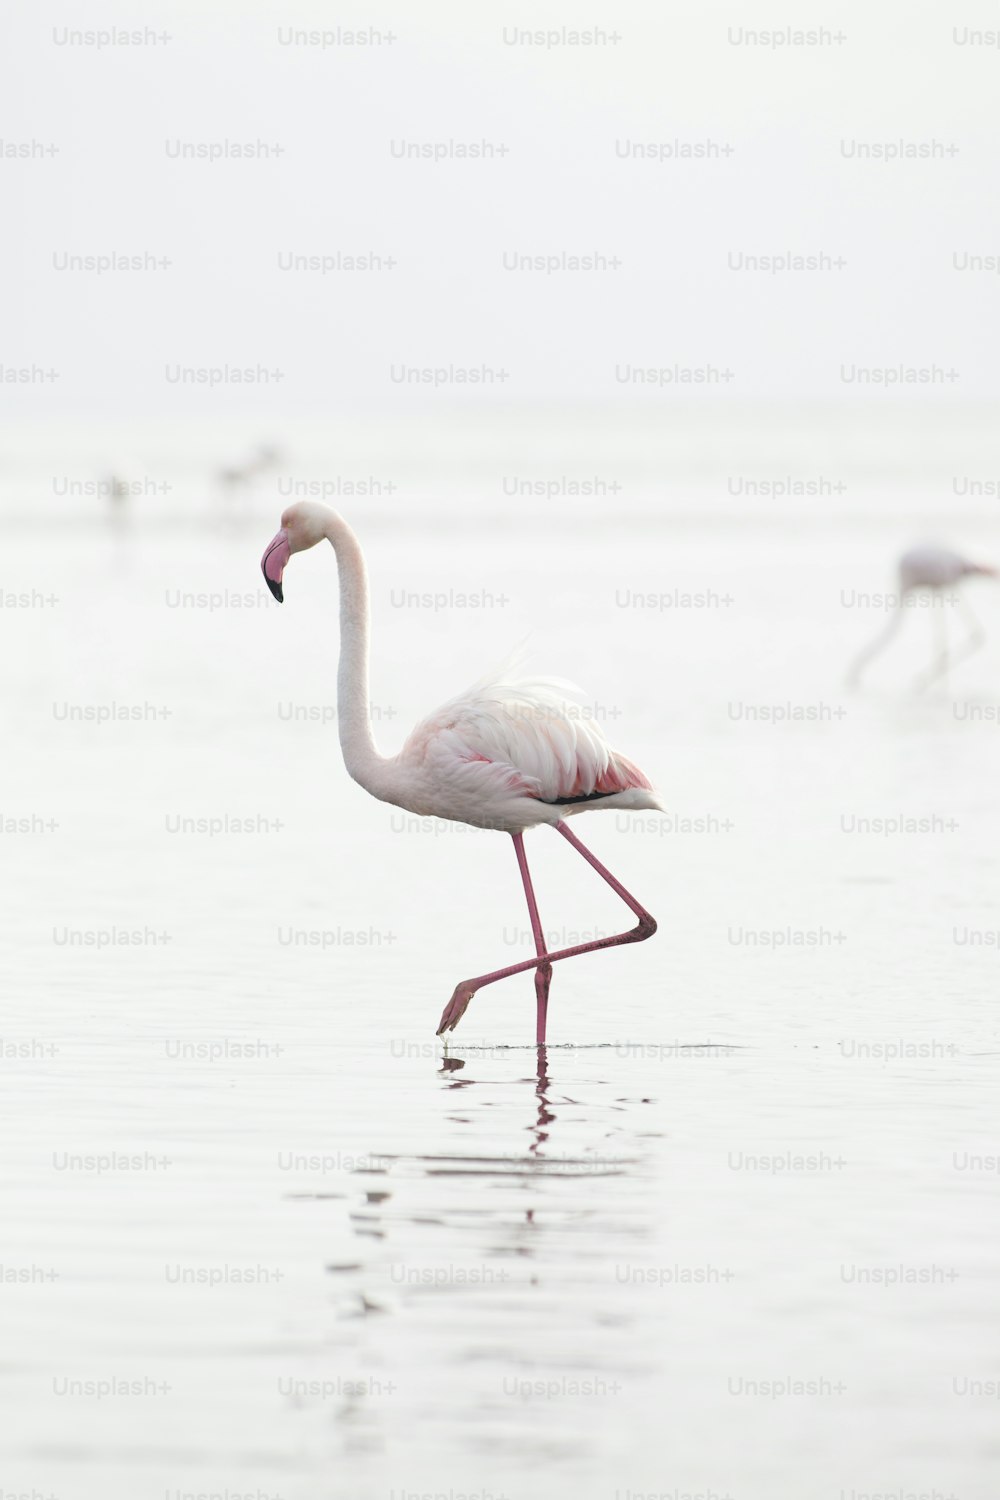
[324,513,393,799]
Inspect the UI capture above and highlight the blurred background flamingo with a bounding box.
[847,543,996,691]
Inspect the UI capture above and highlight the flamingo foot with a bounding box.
[436,982,476,1035]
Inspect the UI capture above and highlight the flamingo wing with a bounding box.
[402,670,655,809]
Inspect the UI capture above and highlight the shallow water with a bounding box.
[4,494,1000,1499]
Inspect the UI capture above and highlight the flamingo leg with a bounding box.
[947,591,983,675]
[954,592,986,664]
[436,820,656,1037]
[847,601,905,688]
[917,591,984,689]
[512,833,553,1045]
[914,591,952,692]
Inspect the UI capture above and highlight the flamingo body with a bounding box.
[899,545,980,592]
[395,670,661,833]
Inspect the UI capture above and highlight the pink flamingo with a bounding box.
[261,503,661,1044]
[847,544,996,691]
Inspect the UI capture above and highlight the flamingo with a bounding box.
[847,544,995,691]
[218,443,282,492]
[260,502,661,1044]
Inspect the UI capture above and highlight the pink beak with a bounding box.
[261,529,290,602]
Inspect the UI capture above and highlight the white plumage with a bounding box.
[899,545,978,592]
[394,666,662,833]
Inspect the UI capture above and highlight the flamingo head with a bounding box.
[260,502,332,603]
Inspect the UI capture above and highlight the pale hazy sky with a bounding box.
[6,0,1000,423]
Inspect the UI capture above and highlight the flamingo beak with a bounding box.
[261,529,290,603]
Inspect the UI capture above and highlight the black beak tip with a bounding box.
[264,576,283,603]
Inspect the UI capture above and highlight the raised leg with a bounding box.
[436,820,657,1036]
[512,832,552,1045]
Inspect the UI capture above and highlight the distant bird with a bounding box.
[96,457,137,517]
[847,544,995,691]
[260,502,660,1044]
[104,473,130,524]
[218,444,281,492]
